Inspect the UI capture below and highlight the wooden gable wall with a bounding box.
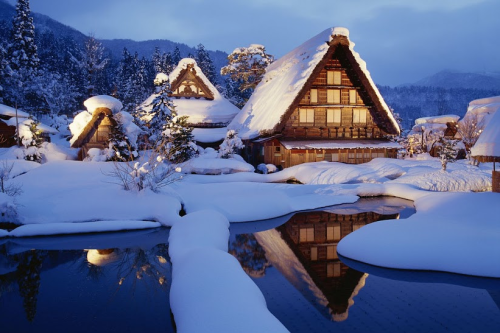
[171,65,214,100]
[281,47,390,140]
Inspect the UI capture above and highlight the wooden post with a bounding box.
[15,102,20,147]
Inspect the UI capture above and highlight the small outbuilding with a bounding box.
[70,95,140,160]
[471,108,500,192]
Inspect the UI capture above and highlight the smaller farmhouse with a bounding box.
[70,95,140,160]
[141,58,240,147]
[229,27,400,168]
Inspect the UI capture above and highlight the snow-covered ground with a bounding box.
[1,142,499,332]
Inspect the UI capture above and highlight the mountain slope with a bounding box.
[405,70,500,90]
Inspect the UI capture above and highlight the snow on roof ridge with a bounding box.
[84,95,123,114]
[230,26,399,139]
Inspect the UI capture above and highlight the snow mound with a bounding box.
[471,105,500,157]
[84,95,123,114]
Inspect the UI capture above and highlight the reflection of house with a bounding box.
[230,27,400,168]
[141,58,240,147]
[254,204,402,321]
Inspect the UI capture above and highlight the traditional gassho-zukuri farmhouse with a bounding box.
[471,107,500,192]
[70,95,140,160]
[141,58,240,147]
[229,27,401,168]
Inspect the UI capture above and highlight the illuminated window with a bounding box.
[327,225,341,241]
[353,109,367,123]
[310,89,318,103]
[311,247,318,261]
[299,227,315,242]
[327,89,341,104]
[327,71,342,85]
[349,90,358,104]
[299,108,314,124]
[327,263,342,277]
[327,108,341,124]
[327,245,338,259]
[331,153,339,162]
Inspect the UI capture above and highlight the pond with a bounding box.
[1,197,499,332]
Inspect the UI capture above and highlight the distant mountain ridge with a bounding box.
[0,0,228,76]
[402,70,500,90]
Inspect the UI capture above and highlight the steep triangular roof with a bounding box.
[140,59,239,125]
[70,107,116,148]
[169,60,214,100]
[230,27,400,139]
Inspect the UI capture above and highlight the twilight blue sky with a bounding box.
[9,0,500,86]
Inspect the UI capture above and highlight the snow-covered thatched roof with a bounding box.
[229,27,399,140]
[84,95,123,115]
[471,106,500,161]
[0,104,30,118]
[464,95,500,126]
[141,58,239,125]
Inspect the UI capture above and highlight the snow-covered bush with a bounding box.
[0,161,23,197]
[106,150,181,193]
[257,163,277,174]
[437,138,459,171]
[0,192,18,223]
[17,117,43,163]
[218,130,244,159]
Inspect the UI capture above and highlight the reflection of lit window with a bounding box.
[311,247,318,261]
[326,225,341,241]
[353,224,363,231]
[327,245,337,259]
[327,262,342,277]
[299,227,315,242]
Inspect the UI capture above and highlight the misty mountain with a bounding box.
[402,70,500,91]
[0,0,228,74]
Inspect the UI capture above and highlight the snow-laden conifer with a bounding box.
[218,129,244,159]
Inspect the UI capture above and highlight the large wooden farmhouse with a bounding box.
[230,27,400,167]
[141,58,239,147]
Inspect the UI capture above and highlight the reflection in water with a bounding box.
[0,229,174,333]
[231,197,413,321]
[229,234,270,278]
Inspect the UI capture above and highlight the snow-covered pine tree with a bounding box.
[0,44,11,103]
[172,46,182,65]
[70,34,108,97]
[437,137,459,171]
[107,115,138,162]
[165,114,197,163]
[195,44,218,85]
[161,51,174,74]
[146,75,175,145]
[218,129,244,159]
[7,0,40,111]
[152,46,162,74]
[19,116,43,163]
[221,44,274,104]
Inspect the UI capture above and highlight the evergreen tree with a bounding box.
[146,75,175,144]
[107,114,138,162]
[0,44,11,103]
[218,129,244,159]
[19,116,43,163]
[165,114,197,163]
[17,250,45,323]
[7,0,41,111]
[152,46,162,74]
[70,34,108,97]
[438,137,459,171]
[162,52,174,74]
[172,46,182,65]
[195,44,217,85]
[221,44,273,106]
